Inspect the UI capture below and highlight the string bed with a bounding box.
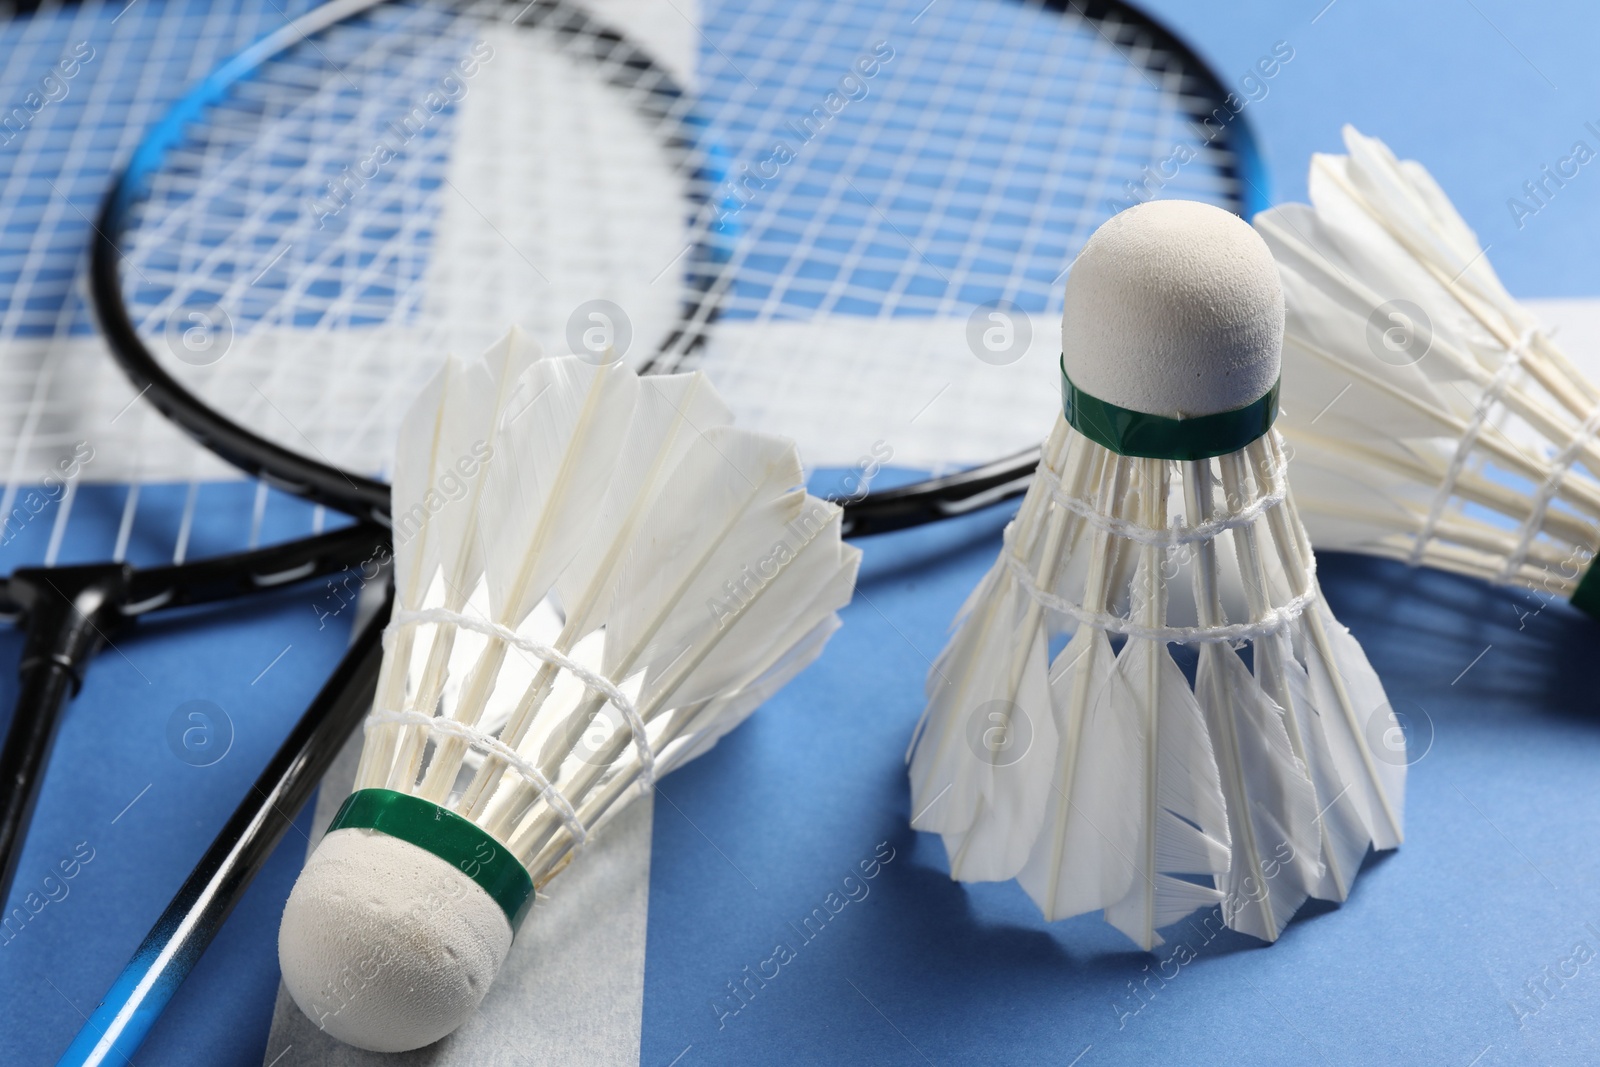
[673,0,1258,469]
[110,0,705,482]
[0,0,333,569]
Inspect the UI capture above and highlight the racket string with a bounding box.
[663,0,1246,467]
[1,0,331,568]
[121,1,696,480]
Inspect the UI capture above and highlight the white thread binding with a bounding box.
[1004,553,1318,643]
[1042,432,1291,546]
[1499,393,1600,583]
[1409,330,1532,567]
[388,606,656,786]
[364,708,589,850]
[1018,431,1312,642]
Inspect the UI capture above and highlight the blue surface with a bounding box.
[4,0,1600,1064]
[640,503,1600,1067]
[0,486,349,1066]
[1143,0,1600,297]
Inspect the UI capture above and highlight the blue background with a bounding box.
[6,0,1600,1065]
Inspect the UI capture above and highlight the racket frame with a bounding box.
[0,522,388,912]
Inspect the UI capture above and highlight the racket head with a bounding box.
[659,0,1270,474]
[90,0,730,520]
[0,0,364,575]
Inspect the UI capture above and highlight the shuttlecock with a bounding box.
[908,199,1405,949]
[277,329,860,1052]
[1256,126,1600,613]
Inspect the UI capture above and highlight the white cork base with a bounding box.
[278,827,515,1053]
[1062,199,1283,418]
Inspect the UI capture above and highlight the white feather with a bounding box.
[1101,636,1230,950]
[917,426,1397,947]
[452,373,741,817]
[907,422,1092,853]
[1276,635,1373,903]
[502,497,854,857]
[1260,126,1600,598]
[908,573,1034,840]
[650,535,862,776]
[599,426,806,686]
[1299,601,1406,851]
[647,505,854,712]
[943,625,1059,882]
[1196,643,1321,944]
[1014,625,1136,920]
[388,360,453,610]
[536,525,860,852]
[553,371,734,642]
[657,614,844,776]
[480,355,640,627]
[358,348,503,793]
[411,352,640,800]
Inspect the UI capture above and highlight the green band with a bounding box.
[1060,356,1280,460]
[1570,558,1600,619]
[327,788,535,932]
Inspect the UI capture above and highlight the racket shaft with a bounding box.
[54,588,391,1067]
[0,667,79,907]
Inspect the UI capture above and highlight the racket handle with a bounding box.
[0,565,131,911]
[53,585,392,1067]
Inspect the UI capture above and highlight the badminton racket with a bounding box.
[7,0,736,904]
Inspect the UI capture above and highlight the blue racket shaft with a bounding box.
[55,595,389,1066]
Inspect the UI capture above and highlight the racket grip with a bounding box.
[53,585,392,1067]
